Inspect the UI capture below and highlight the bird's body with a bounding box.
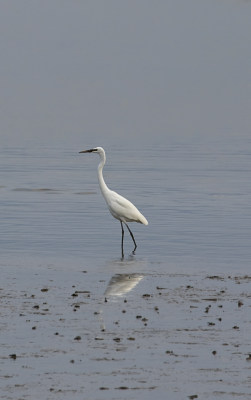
[79,147,148,257]
[104,189,148,225]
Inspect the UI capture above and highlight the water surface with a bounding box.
[0,139,250,399]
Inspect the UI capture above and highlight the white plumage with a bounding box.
[79,147,148,257]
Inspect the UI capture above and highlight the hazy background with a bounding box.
[1,3,251,398]
[0,0,250,148]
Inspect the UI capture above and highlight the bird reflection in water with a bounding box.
[98,273,144,332]
[104,273,144,298]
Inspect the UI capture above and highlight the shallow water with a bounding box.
[0,139,251,399]
[1,139,251,270]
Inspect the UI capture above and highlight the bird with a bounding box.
[79,147,148,258]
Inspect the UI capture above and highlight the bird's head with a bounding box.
[79,147,104,155]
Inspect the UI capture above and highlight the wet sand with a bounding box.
[1,262,250,400]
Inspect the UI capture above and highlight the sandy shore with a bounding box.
[0,263,250,400]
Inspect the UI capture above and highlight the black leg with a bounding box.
[120,221,124,259]
[125,223,137,253]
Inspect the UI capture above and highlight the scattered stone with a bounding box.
[238,300,243,307]
[116,386,129,390]
[246,354,251,361]
[207,275,224,280]
[9,354,17,360]
[188,395,198,399]
[74,336,81,341]
[212,350,217,355]
[113,337,121,342]
[32,326,36,330]
[232,326,239,330]
[202,298,217,302]
[41,288,48,292]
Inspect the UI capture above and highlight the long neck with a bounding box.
[97,153,110,197]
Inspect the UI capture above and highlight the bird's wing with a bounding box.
[107,191,146,224]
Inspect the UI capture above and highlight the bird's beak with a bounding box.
[79,149,94,153]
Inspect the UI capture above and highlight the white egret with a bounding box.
[79,147,148,257]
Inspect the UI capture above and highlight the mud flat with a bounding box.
[0,263,250,400]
